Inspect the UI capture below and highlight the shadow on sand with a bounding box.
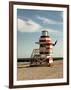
[18,63,53,68]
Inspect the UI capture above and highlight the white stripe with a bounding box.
[40,55,53,58]
[40,54,53,56]
[37,42,53,44]
[39,47,53,51]
[46,45,53,48]
[39,50,53,53]
[40,47,46,51]
[49,59,53,63]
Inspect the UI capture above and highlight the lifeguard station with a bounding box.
[30,31,57,66]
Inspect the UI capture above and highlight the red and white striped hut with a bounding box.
[36,30,57,66]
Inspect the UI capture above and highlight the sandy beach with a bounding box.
[17,60,63,80]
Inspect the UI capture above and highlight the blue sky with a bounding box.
[17,9,63,58]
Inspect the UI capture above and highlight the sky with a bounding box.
[17,9,63,58]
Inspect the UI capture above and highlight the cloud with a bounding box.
[17,18,62,35]
[18,18,41,32]
[36,16,63,24]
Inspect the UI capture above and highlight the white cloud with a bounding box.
[18,18,41,32]
[36,16,62,24]
[17,18,62,35]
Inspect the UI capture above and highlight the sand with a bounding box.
[17,60,63,80]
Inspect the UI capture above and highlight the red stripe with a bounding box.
[46,47,53,49]
[40,47,52,49]
[39,40,52,42]
[40,50,52,52]
[40,43,53,45]
[40,36,49,38]
[40,52,51,54]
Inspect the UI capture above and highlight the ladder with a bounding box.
[30,49,48,65]
[31,49,40,58]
